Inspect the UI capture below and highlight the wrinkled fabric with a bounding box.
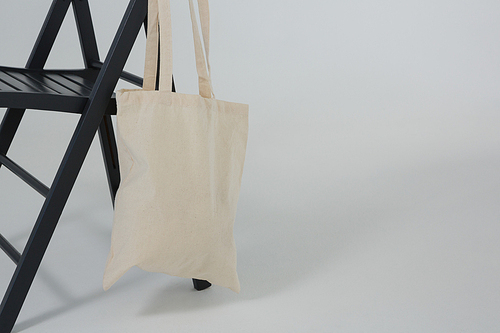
[103,0,248,293]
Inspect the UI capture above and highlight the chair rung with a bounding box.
[90,60,143,87]
[0,154,49,197]
[0,233,21,264]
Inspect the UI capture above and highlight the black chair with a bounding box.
[0,1,210,332]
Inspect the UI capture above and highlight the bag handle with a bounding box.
[189,0,213,98]
[143,0,214,98]
[143,0,161,91]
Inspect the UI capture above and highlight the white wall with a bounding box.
[1,1,499,331]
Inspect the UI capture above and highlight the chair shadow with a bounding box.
[139,173,393,315]
[12,150,499,325]
[142,150,500,314]
[15,168,401,324]
[12,271,150,333]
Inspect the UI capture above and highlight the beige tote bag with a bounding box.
[103,0,248,293]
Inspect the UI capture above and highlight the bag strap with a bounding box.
[143,0,161,91]
[143,0,214,98]
[197,0,211,83]
[188,0,213,98]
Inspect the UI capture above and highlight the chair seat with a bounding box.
[0,66,116,114]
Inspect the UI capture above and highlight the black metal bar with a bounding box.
[120,70,144,87]
[0,0,71,170]
[1,0,71,164]
[26,0,72,70]
[0,109,25,160]
[0,0,71,167]
[89,61,143,87]
[98,115,120,204]
[85,0,121,206]
[0,234,21,265]
[0,2,147,332]
[72,0,100,68]
[193,278,212,291]
[0,154,49,197]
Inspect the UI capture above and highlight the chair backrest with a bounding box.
[26,0,145,82]
[26,0,97,70]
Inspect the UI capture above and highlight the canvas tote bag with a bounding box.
[103,0,248,293]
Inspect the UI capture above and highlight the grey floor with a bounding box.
[1,0,500,332]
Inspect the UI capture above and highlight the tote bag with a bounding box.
[103,0,248,293]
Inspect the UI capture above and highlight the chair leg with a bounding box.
[98,115,120,204]
[0,110,104,333]
[192,278,212,291]
[0,109,26,163]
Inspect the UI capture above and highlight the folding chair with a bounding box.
[0,1,210,332]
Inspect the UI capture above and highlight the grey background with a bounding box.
[1,0,499,332]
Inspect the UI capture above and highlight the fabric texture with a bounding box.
[103,0,248,293]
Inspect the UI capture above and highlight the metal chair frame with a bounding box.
[0,1,210,332]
